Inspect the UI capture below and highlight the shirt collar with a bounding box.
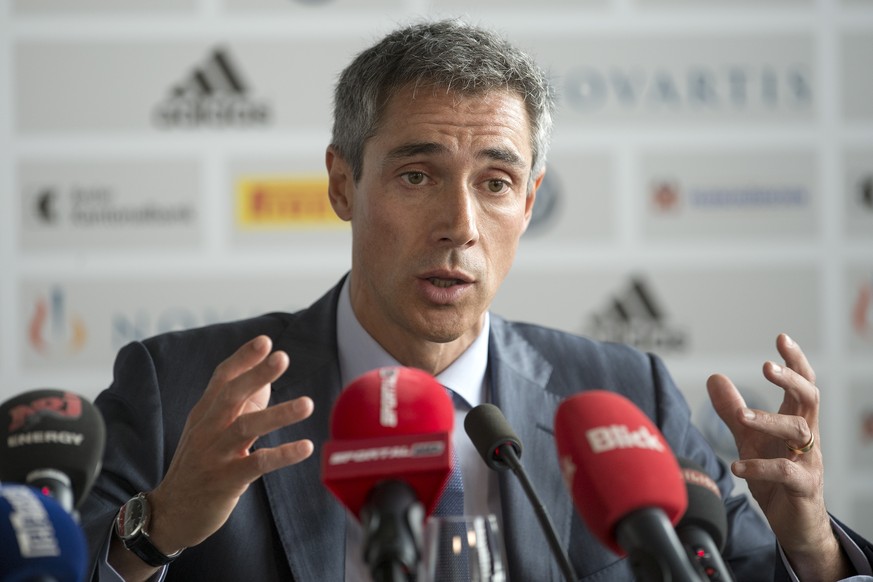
[336,276,489,408]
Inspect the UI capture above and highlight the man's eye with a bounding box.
[404,172,426,185]
[487,179,508,193]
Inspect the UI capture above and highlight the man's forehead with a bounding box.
[369,85,533,156]
[380,140,528,171]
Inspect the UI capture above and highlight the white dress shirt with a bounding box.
[337,278,503,581]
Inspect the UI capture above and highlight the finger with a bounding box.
[239,439,315,482]
[205,336,274,400]
[706,373,748,435]
[776,333,816,385]
[226,350,290,406]
[731,458,814,495]
[209,350,290,421]
[762,360,820,416]
[223,396,314,450]
[736,408,813,449]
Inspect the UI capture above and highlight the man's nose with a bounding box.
[434,184,480,247]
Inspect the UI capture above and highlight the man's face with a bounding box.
[328,85,541,368]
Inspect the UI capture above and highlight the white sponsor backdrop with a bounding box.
[1,0,872,536]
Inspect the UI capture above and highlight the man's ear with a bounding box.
[521,169,545,233]
[326,146,353,222]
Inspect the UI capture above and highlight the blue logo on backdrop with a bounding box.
[111,307,252,349]
[689,186,807,208]
[110,303,301,350]
[649,180,809,213]
[525,170,561,236]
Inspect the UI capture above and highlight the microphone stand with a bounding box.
[497,444,577,582]
[616,508,702,582]
[360,481,425,582]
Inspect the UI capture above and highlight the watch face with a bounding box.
[118,495,148,540]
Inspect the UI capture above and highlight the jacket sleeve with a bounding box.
[79,340,175,580]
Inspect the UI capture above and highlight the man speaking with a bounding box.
[80,19,872,581]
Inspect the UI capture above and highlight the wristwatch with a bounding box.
[115,492,184,567]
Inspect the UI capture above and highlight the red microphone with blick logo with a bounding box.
[554,390,700,582]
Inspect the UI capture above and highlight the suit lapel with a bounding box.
[254,283,348,582]
[487,316,575,581]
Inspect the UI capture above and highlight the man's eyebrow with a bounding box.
[382,142,527,170]
[384,142,446,164]
[481,147,526,169]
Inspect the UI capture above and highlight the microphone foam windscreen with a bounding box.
[0,389,106,508]
[0,484,88,582]
[329,366,454,439]
[676,458,728,551]
[554,390,687,554]
[464,403,522,471]
[322,367,455,517]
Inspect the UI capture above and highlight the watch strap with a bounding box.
[124,529,183,568]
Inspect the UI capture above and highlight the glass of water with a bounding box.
[420,514,506,582]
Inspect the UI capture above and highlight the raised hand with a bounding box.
[707,333,850,580]
[119,335,314,570]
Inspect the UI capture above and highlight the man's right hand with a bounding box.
[109,335,314,578]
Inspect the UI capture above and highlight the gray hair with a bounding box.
[330,19,555,191]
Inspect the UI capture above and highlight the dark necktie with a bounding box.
[434,387,468,516]
[431,387,470,580]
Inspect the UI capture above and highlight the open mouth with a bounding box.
[428,277,464,288]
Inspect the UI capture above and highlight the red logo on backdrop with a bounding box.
[862,410,873,443]
[651,180,681,212]
[7,392,83,433]
[28,287,87,355]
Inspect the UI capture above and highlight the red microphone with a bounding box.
[554,390,700,582]
[321,366,454,582]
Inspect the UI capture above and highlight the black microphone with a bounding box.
[676,459,734,581]
[464,403,578,582]
[0,389,106,516]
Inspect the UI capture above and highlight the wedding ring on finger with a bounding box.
[786,433,815,455]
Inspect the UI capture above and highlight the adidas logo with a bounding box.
[584,275,689,352]
[153,47,272,128]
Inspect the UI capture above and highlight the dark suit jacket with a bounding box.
[81,279,872,581]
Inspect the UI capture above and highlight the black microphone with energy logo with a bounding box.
[0,389,106,515]
[0,389,106,582]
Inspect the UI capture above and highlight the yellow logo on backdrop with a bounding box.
[236,176,345,229]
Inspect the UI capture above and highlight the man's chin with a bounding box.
[414,312,483,345]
